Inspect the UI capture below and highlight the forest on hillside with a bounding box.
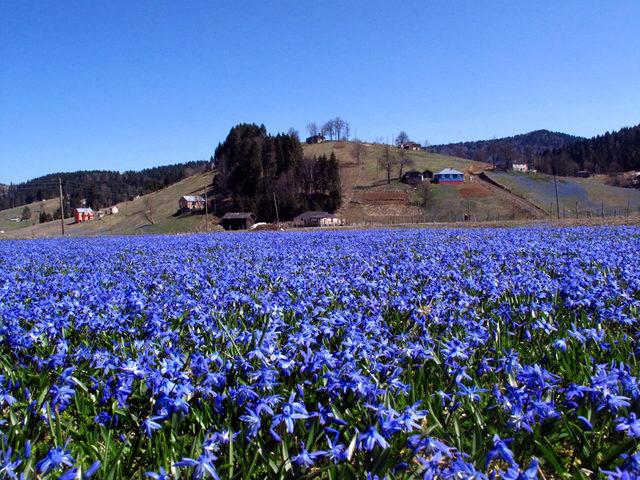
[536,124,640,176]
[212,124,341,221]
[0,161,210,212]
[427,130,584,169]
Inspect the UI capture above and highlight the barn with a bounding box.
[433,168,464,184]
[220,212,256,230]
[305,134,325,144]
[74,207,95,223]
[179,195,205,212]
[293,211,342,228]
[400,170,424,185]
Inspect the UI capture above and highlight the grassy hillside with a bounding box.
[0,198,60,233]
[1,172,217,239]
[486,171,640,216]
[304,141,532,222]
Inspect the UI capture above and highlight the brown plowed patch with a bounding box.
[458,183,490,198]
[362,191,409,204]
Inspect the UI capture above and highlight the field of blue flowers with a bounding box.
[0,227,639,479]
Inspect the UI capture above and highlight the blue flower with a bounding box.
[142,416,164,437]
[271,392,309,434]
[292,444,326,468]
[615,413,640,438]
[174,452,219,479]
[146,467,170,479]
[36,445,75,474]
[360,426,390,451]
[486,435,516,468]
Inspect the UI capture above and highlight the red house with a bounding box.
[74,207,95,223]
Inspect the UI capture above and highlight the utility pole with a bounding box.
[553,173,560,220]
[273,192,280,226]
[203,187,209,232]
[58,177,65,236]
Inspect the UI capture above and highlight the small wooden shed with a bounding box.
[220,212,256,230]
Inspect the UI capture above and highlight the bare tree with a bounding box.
[306,122,318,137]
[321,120,335,140]
[143,196,155,225]
[423,139,430,148]
[398,147,409,178]
[351,139,365,167]
[343,122,351,141]
[417,182,431,208]
[378,144,396,184]
[395,131,410,147]
[333,117,346,140]
[287,127,300,140]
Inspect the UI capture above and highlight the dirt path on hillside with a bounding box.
[469,173,549,219]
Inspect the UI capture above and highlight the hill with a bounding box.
[0,161,210,212]
[304,141,527,223]
[0,197,61,233]
[426,130,584,169]
[484,171,640,217]
[1,171,216,238]
[3,140,640,239]
[537,123,640,175]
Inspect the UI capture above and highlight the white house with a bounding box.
[512,163,529,173]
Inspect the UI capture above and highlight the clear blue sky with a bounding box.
[1,1,639,183]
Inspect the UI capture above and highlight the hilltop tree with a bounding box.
[306,122,318,137]
[321,120,335,140]
[333,117,346,141]
[319,117,351,141]
[287,127,300,140]
[395,131,410,147]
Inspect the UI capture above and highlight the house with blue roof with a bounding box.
[433,168,464,184]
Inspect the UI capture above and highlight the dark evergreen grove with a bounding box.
[0,161,210,212]
[212,123,341,221]
[537,124,640,175]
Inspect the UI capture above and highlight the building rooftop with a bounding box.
[221,212,255,220]
[294,211,336,220]
[437,168,464,175]
[181,195,204,202]
[75,208,94,213]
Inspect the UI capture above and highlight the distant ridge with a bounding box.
[426,130,584,168]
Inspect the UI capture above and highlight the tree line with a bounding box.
[212,124,341,221]
[536,124,640,176]
[0,161,210,212]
